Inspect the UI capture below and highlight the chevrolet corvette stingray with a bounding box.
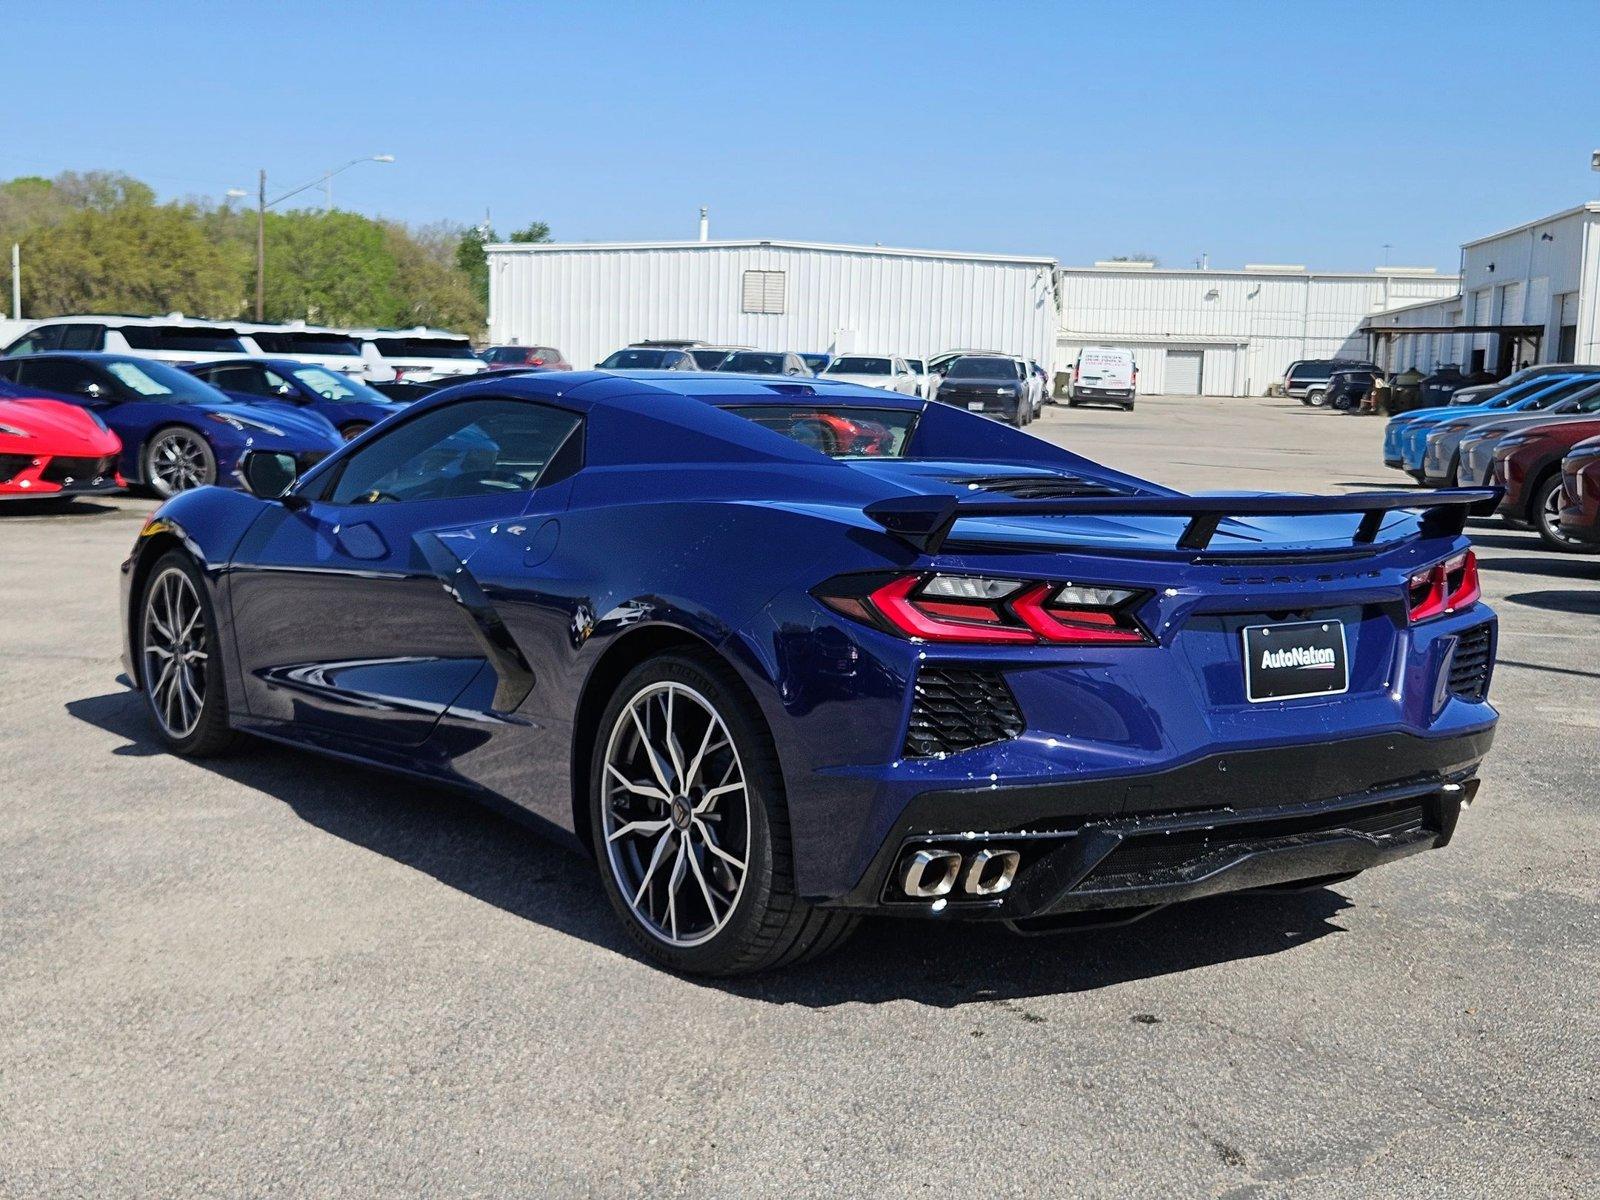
[120,370,1500,975]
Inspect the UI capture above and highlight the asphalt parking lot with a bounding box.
[1,394,1595,1199]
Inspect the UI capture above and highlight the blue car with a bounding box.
[0,352,341,498]
[1386,373,1588,477]
[119,371,1499,975]
[185,357,410,442]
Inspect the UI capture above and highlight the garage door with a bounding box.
[1166,351,1203,395]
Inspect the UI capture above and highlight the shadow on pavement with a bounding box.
[1476,555,1600,583]
[67,687,1354,1008]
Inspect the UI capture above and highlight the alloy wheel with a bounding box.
[601,682,751,947]
[141,567,209,740]
[1538,481,1586,549]
[148,429,212,496]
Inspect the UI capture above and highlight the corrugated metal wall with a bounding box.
[1056,267,1459,395]
[487,242,1061,373]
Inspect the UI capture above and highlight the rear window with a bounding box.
[724,405,916,458]
[120,326,246,353]
[372,337,481,359]
[252,331,362,356]
[689,349,731,369]
[485,347,530,363]
[600,349,672,369]
[719,352,786,373]
[827,357,891,375]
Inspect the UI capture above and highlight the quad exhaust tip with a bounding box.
[902,848,963,898]
[900,846,1021,899]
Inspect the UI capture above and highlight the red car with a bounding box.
[1558,435,1600,547]
[0,395,123,502]
[1491,417,1600,551]
[482,344,571,371]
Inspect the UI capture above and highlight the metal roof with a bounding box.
[485,238,1058,267]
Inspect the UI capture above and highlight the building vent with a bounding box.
[741,270,786,314]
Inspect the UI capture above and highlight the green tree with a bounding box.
[21,202,241,317]
[259,209,399,326]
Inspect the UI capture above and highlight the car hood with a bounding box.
[1475,411,1600,438]
[0,397,122,454]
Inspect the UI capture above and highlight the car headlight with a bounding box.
[207,411,285,436]
[1495,434,1535,452]
[1439,422,1473,434]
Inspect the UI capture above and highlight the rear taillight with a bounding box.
[1407,550,1479,623]
[817,573,1152,646]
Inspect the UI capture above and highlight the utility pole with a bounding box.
[255,169,267,321]
[10,244,19,320]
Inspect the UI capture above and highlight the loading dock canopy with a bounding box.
[1364,324,1542,337]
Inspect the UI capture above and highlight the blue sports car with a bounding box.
[184,357,410,441]
[0,352,341,498]
[119,371,1500,975]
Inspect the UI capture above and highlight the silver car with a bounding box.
[1421,376,1600,485]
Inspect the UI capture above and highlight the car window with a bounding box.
[5,325,64,355]
[946,357,1013,378]
[291,366,386,402]
[600,349,670,369]
[16,358,103,395]
[725,405,917,458]
[206,365,276,396]
[58,325,104,351]
[119,326,247,353]
[327,399,580,506]
[719,352,787,373]
[828,357,892,375]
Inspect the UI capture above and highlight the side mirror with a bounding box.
[240,450,300,502]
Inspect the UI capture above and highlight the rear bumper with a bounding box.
[825,726,1493,920]
[1073,386,1134,400]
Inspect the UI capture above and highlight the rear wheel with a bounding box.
[1532,473,1597,553]
[144,426,216,498]
[1307,388,1328,408]
[137,552,238,756]
[589,652,856,975]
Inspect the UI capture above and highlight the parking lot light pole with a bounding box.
[253,154,395,321]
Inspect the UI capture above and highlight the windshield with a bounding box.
[799,354,830,370]
[291,366,392,404]
[251,331,362,356]
[903,359,925,373]
[104,358,228,402]
[120,326,246,353]
[371,337,481,359]
[1524,379,1594,410]
[689,349,731,369]
[719,352,787,373]
[600,349,675,369]
[724,405,916,458]
[827,357,891,375]
[947,356,1015,379]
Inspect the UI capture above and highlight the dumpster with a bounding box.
[1417,365,1467,409]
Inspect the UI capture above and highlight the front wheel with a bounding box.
[137,552,238,755]
[590,652,856,975]
[1532,474,1598,554]
[144,426,216,498]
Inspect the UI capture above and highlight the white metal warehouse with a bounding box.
[1055,263,1459,396]
[485,239,1060,373]
[1362,202,1600,375]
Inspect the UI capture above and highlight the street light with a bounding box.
[254,154,395,320]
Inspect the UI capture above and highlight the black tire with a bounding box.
[1405,469,1427,484]
[588,650,857,976]
[143,426,217,498]
[339,422,372,441]
[136,551,239,756]
[1123,402,1136,411]
[1531,473,1598,554]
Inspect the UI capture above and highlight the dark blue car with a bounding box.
[0,352,341,498]
[185,357,410,442]
[118,370,1499,975]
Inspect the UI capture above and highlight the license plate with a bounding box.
[1242,620,1349,702]
[967,401,985,411]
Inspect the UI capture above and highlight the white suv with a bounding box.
[347,327,487,382]
[1,314,263,365]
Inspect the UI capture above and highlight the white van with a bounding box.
[1067,347,1138,410]
[236,321,367,376]
[348,327,487,382]
[0,314,264,366]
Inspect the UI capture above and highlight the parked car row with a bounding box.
[1379,365,1600,551]
[4,314,491,384]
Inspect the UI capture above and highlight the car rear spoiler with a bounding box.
[864,488,1502,554]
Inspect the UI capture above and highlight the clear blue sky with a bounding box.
[12,0,1599,272]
